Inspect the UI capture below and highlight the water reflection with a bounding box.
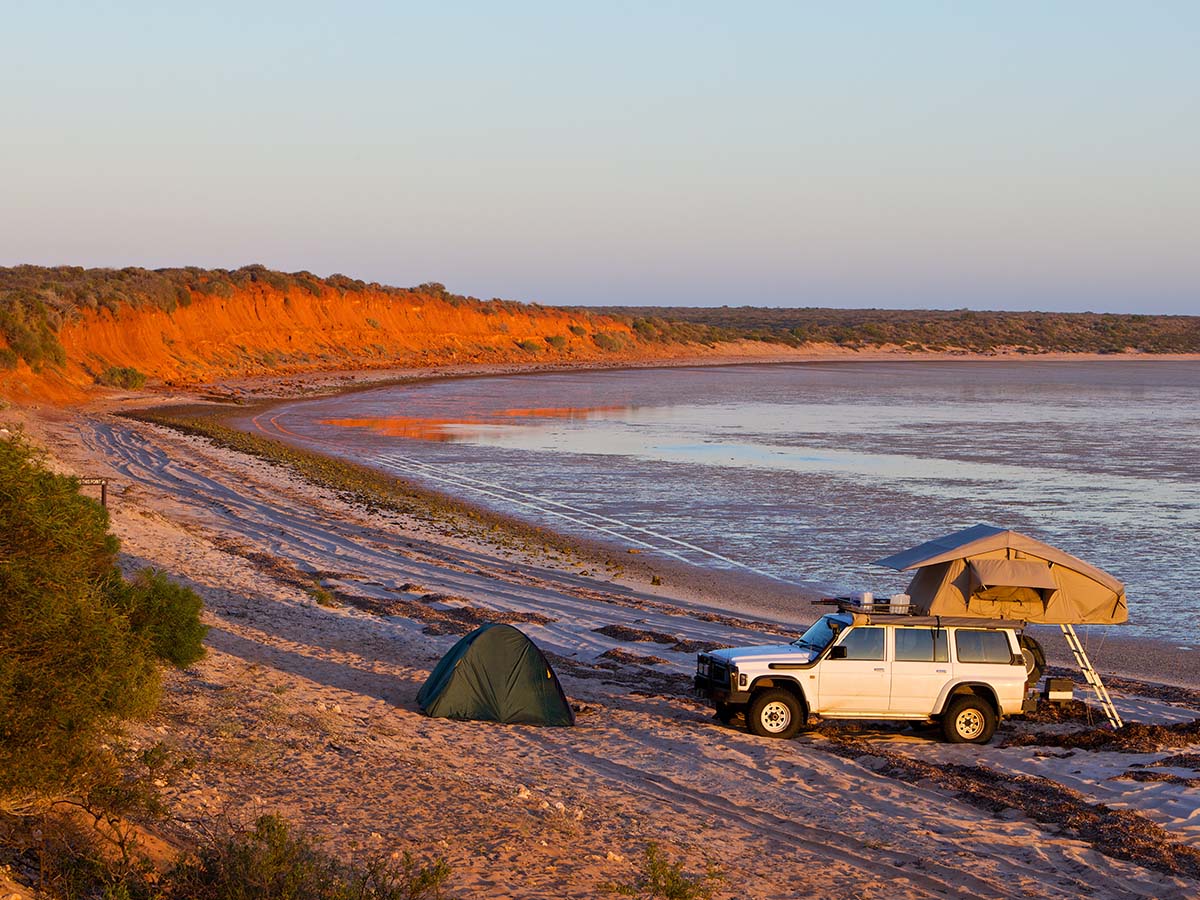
[323,405,631,442]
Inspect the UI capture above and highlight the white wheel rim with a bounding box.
[956,708,985,739]
[760,700,792,733]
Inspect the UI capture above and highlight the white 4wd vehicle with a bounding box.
[695,610,1034,744]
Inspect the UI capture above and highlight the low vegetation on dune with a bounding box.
[587,305,1200,354]
[0,432,451,899]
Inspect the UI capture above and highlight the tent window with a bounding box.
[955,630,1012,664]
[895,628,948,663]
[837,627,885,660]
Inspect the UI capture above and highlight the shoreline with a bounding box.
[64,342,1200,412]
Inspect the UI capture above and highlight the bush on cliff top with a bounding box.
[586,304,1200,354]
[0,265,548,371]
[0,433,206,804]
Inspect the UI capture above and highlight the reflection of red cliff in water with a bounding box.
[323,417,478,442]
[495,405,627,419]
[324,405,632,442]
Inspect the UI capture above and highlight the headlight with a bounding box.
[696,658,709,677]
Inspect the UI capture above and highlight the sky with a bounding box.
[3,2,1197,313]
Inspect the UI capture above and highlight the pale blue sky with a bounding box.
[3,2,1197,312]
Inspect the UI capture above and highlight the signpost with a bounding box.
[79,477,109,507]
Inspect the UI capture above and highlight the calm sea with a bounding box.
[252,360,1199,639]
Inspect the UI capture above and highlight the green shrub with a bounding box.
[196,279,234,299]
[592,332,629,352]
[0,295,66,370]
[0,348,17,369]
[568,324,588,337]
[545,335,568,350]
[0,435,205,804]
[116,570,207,668]
[306,584,339,608]
[164,815,451,900]
[96,367,147,389]
[607,843,721,900]
[515,339,542,354]
[4,811,449,900]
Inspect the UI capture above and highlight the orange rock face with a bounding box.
[0,282,647,402]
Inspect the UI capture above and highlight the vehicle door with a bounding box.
[818,626,890,712]
[890,626,950,713]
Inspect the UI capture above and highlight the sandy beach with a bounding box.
[10,361,1200,899]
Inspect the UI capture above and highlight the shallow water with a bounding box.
[254,360,1200,639]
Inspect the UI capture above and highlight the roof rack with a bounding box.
[813,598,1026,630]
[813,596,912,615]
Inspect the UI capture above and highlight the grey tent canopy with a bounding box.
[417,624,575,726]
[875,524,1127,625]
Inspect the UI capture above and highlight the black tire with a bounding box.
[747,688,804,739]
[714,702,739,725]
[942,695,998,744]
[1018,634,1046,687]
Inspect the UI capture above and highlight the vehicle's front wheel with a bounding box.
[747,689,804,739]
[942,695,997,744]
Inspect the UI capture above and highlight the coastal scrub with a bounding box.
[0,433,206,805]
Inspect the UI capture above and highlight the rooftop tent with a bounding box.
[417,624,575,726]
[875,524,1128,625]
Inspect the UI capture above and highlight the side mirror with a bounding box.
[828,645,848,660]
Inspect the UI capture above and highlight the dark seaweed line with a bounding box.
[818,732,1200,880]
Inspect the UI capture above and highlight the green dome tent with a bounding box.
[417,624,575,726]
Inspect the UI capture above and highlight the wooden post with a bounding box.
[79,477,110,508]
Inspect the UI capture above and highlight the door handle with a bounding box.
[873,667,885,672]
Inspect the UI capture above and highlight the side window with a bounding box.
[955,630,1013,664]
[894,628,949,663]
[837,627,885,661]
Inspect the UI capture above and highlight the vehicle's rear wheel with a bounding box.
[942,695,997,744]
[1018,634,1046,687]
[714,701,739,725]
[747,688,804,739]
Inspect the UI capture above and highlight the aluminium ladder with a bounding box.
[1060,623,1123,729]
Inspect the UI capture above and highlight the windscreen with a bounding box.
[792,616,839,652]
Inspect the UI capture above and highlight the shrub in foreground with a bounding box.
[608,843,722,900]
[0,434,206,805]
[165,815,451,900]
[3,812,451,900]
[116,569,207,668]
